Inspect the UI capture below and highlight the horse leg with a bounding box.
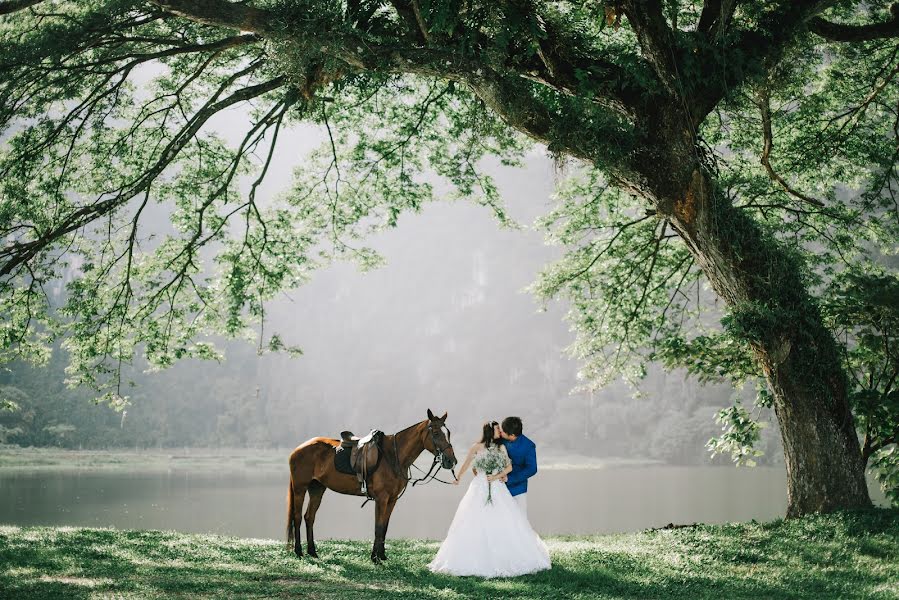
[304,480,326,559]
[371,495,398,563]
[378,496,399,561]
[292,483,307,558]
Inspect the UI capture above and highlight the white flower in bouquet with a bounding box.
[472,446,509,505]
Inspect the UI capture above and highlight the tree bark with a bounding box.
[690,186,870,516]
[629,116,872,515]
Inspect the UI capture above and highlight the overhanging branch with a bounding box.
[149,0,278,35]
[0,74,287,279]
[622,0,679,96]
[149,0,644,120]
[809,4,899,42]
[692,1,828,123]
[697,0,737,40]
[0,0,43,15]
[757,86,825,208]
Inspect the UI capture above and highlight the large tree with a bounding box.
[1,1,897,515]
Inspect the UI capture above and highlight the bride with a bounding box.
[428,421,551,578]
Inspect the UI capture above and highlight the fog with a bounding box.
[1,108,783,465]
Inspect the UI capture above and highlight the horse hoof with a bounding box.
[293,549,303,559]
[308,550,319,559]
[371,555,381,564]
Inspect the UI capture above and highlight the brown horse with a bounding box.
[287,409,457,562]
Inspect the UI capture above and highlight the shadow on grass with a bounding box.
[292,538,838,600]
[1,509,897,599]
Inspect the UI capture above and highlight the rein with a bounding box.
[412,421,457,486]
[382,421,457,502]
[410,457,457,486]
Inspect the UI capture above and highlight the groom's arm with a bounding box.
[504,442,537,485]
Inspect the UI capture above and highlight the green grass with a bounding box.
[1,510,897,599]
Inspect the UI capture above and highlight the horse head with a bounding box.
[425,409,457,470]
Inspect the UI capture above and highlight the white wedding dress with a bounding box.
[428,452,551,578]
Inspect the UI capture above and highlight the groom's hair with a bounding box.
[502,416,523,437]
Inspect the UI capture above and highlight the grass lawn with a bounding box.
[0,509,896,599]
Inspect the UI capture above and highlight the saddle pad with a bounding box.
[334,446,355,475]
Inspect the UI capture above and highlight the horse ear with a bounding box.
[427,408,434,420]
[440,412,447,422]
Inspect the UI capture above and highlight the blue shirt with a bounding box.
[503,434,537,497]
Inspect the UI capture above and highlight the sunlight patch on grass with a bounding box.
[426,587,470,599]
[39,575,111,587]
[870,581,899,595]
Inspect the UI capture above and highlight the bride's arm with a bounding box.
[487,445,513,482]
[453,443,482,485]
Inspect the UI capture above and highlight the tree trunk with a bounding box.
[631,128,872,515]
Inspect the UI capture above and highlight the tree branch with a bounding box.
[463,72,595,163]
[757,85,825,207]
[697,0,738,40]
[388,0,426,41]
[526,6,644,118]
[62,33,261,71]
[552,214,656,290]
[810,4,899,42]
[150,0,644,119]
[0,74,287,279]
[692,1,828,122]
[627,219,668,329]
[410,0,431,43]
[622,0,679,96]
[0,0,43,15]
[148,0,278,35]
[307,37,629,163]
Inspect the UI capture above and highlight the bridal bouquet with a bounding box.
[472,446,509,505]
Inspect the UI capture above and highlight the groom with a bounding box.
[499,416,537,516]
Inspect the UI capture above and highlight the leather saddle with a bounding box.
[336,429,384,497]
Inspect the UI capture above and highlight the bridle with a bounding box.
[411,421,457,486]
[390,420,457,493]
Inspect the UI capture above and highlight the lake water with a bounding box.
[0,466,888,541]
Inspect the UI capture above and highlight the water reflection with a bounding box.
[0,467,887,540]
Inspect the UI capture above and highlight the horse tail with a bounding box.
[286,476,295,550]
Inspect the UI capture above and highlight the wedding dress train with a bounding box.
[428,470,551,578]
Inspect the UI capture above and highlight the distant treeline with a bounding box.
[0,191,784,465]
[0,341,783,466]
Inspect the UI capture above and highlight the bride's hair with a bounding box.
[480,421,499,448]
